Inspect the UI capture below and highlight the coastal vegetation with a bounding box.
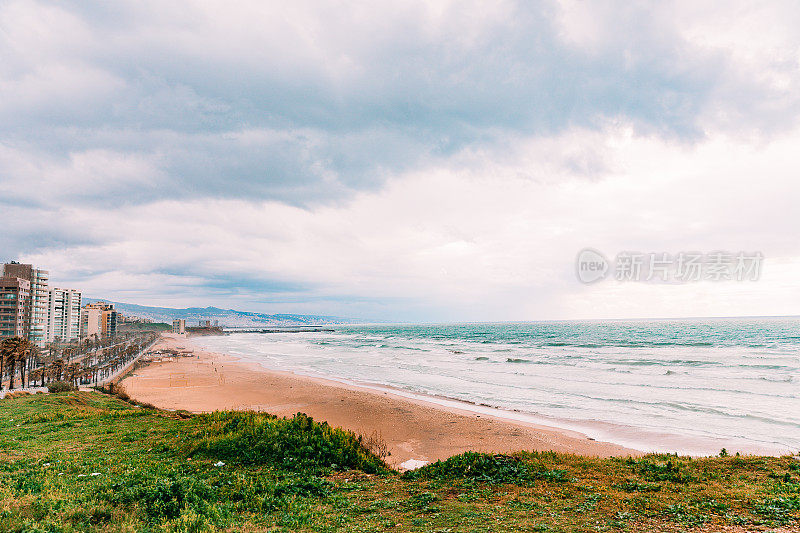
[1,391,798,531]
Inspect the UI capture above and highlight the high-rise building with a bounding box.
[172,319,186,334]
[47,288,82,343]
[0,276,30,339]
[2,262,49,347]
[81,301,118,339]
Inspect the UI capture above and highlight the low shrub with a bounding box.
[273,475,333,499]
[361,430,391,460]
[188,411,390,474]
[47,381,77,393]
[755,496,800,523]
[614,480,662,492]
[101,472,216,522]
[636,459,697,484]
[403,452,569,484]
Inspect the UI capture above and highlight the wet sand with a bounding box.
[121,334,640,468]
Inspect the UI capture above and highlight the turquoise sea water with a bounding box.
[193,318,800,455]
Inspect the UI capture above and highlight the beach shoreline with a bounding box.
[120,334,784,468]
[122,334,647,467]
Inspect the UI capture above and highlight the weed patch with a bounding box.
[404,452,569,485]
[188,411,389,474]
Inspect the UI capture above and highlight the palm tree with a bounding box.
[18,342,36,389]
[28,367,43,387]
[1,337,30,390]
[64,362,81,386]
[39,346,55,386]
[51,358,65,382]
[0,337,17,390]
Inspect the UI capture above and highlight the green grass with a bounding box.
[0,392,798,532]
[189,411,389,474]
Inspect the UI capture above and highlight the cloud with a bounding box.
[1,1,799,319]
[1,1,769,205]
[0,144,163,207]
[16,123,800,320]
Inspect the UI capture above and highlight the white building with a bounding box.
[47,288,82,343]
[172,319,186,334]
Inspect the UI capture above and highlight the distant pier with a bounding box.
[221,326,334,334]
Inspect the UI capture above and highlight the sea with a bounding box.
[192,318,800,455]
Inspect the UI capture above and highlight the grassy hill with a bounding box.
[0,392,798,532]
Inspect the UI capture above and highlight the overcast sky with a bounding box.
[1,0,799,321]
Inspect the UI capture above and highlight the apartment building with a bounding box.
[0,276,30,339]
[81,301,118,339]
[47,288,82,343]
[172,319,186,334]
[103,306,118,337]
[2,262,49,347]
[81,306,103,338]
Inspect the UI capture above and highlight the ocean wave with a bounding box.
[544,342,603,348]
[542,341,715,348]
[196,318,800,451]
[605,359,722,367]
[758,376,793,382]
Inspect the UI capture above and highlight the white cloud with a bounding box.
[19,123,800,320]
[0,145,161,202]
[2,1,800,319]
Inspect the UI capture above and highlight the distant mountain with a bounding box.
[83,299,358,327]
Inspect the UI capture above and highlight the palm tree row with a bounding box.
[0,332,157,391]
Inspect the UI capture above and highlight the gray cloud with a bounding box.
[2,0,800,319]
[2,0,778,210]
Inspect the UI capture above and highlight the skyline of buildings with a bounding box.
[2,261,241,346]
[0,261,119,347]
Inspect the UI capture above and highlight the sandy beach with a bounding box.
[121,334,639,468]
